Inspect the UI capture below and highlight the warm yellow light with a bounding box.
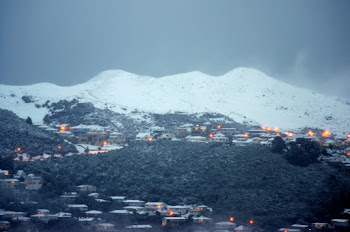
[148,137,153,142]
[202,129,205,132]
[195,127,198,130]
[230,217,234,222]
[103,141,108,145]
[170,212,173,216]
[276,133,280,136]
[157,205,161,208]
[209,133,213,138]
[267,127,271,131]
[4,172,8,176]
[58,146,62,149]
[17,147,21,151]
[60,126,65,131]
[217,125,221,129]
[308,130,314,136]
[274,127,279,131]
[11,181,15,184]
[262,126,266,130]
[322,130,330,137]
[249,220,254,224]
[244,133,248,138]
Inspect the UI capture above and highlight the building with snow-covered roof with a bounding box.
[145,202,167,210]
[0,179,20,190]
[136,132,152,141]
[235,225,252,232]
[123,200,145,206]
[162,216,187,226]
[331,219,349,227]
[108,132,126,144]
[0,169,9,179]
[215,221,236,230]
[185,135,206,142]
[209,133,229,143]
[166,205,191,215]
[193,216,213,224]
[67,204,88,212]
[125,224,152,230]
[76,184,96,193]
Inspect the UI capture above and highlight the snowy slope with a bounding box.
[0,68,349,135]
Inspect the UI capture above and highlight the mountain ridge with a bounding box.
[0,67,349,135]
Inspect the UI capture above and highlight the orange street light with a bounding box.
[103,141,108,146]
[148,137,153,142]
[249,220,254,224]
[60,126,66,131]
[17,147,21,152]
[217,125,221,129]
[230,217,234,222]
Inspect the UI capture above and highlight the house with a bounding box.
[209,133,229,143]
[67,204,88,212]
[331,219,349,227]
[85,210,103,217]
[232,139,254,146]
[0,169,9,179]
[95,222,115,231]
[123,206,145,213]
[215,221,236,230]
[110,196,126,202]
[158,133,176,140]
[0,179,20,190]
[55,212,72,220]
[76,185,96,193]
[311,223,328,229]
[108,132,126,144]
[0,221,10,230]
[24,174,43,190]
[166,205,191,215]
[193,216,213,224]
[3,211,26,219]
[136,132,152,141]
[185,135,207,142]
[220,128,237,136]
[13,170,26,179]
[123,200,145,207]
[125,225,152,230]
[37,209,50,215]
[109,210,131,216]
[88,193,99,198]
[235,225,252,232]
[162,216,187,226]
[86,130,108,146]
[145,202,167,211]
[291,224,309,231]
[278,228,301,232]
[60,192,79,202]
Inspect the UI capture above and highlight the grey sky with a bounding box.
[1,0,349,98]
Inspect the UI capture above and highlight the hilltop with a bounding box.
[0,68,349,135]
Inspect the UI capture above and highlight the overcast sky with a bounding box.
[1,0,349,98]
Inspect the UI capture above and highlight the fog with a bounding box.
[1,0,349,98]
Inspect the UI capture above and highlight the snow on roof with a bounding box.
[164,216,186,220]
[145,202,165,205]
[235,225,252,230]
[68,204,88,208]
[96,199,109,203]
[123,200,145,203]
[126,225,152,229]
[109,210,130,214]
[213,133,227,137]
[331,219,349,223]
[78,217,94,222]
[110,196,126,200]
[136,132,151,137]
[216,222,236,225]
[85,210,102,214]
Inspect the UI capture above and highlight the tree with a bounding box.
[285,138,321,166]
[271,136,286,154]
[25,116,33,125]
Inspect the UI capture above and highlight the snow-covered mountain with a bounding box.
[0,67,349,135]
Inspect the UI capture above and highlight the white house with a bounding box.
[136,132,152,141]
[123,200,145,207]
[215,221,236,230]
[235,225,252,232]
[210,133,229,143]
[145,202,167,211]
[25,174,43,190]
[67,204,88,212]
[185,135,207,142]
[162,216,187,226]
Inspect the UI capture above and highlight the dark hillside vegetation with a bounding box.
[16,142,350,231]
[0,109,77,157]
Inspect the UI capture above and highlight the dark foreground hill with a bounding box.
[16,141,350,231]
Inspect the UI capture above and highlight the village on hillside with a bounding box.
[1,167,350,232]
[11,121,350,168]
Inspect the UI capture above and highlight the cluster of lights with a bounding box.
[308,130,314,136]
[322,130,330,137]
[285,132,293,137]
[262,126,279,132]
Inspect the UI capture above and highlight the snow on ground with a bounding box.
[0,67,349,135]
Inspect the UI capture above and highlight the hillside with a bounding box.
[0,68,349,135]
[0,109,77,156]
[15,142,350,231]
